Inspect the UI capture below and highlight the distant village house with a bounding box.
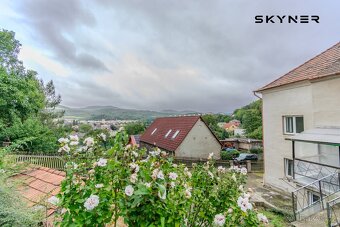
[139,116,221,159]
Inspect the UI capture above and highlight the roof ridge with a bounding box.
[256,41,340,92]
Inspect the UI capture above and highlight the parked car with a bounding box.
[234,153,258,163]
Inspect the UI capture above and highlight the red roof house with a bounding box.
[140,116,221,159]
[256,42,340,92]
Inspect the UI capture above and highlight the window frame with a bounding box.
[164,129,172,138]
[151,128,157,135]
[172,130,180,139]
[283,115,304,135]
[308,191,320,205]
[284,158,293,177]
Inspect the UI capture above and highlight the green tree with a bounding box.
[233,100,262,139]
[0,29,63,152]
[124,121,146,135]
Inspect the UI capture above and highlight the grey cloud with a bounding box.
[18,0,109,72]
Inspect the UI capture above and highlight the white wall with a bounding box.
[262,81,314,192]
[176,119,221,159]
[262,76,340,192]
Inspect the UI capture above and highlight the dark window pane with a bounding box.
[285,117,294,133]
[287,160,293,176]
[296,117,304,133]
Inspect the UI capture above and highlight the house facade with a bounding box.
[256,42,340,220]
[140,116,221,159]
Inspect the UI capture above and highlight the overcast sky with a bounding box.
[0,0,339,113]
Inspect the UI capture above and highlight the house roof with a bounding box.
[256,42,340,92]
[140,116,204,152]
[10,167,65,217]
[129,134,141,146]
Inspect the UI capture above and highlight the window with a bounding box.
[151,128,157,135]
[308,191,320,205]
[283,116,304,134]
[172,130,180,139]
[165,129,172,138]
[284,159,293,177]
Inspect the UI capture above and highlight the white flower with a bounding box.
[161,151,167,156]
[47,196,59,206]
[185,189,192,199]
[257,213,269,224]
[152,168,159,180]
[72,162,78,169]
[58,138,69,143]
[110,131,117,137]
[150,148,161,156]
[168,172,178,180]
[240,167,247,175]
[217,166,226,173]
[172,164,178,168]
[157,170,165,180]
[97,158,107,167]
[132,150,139,158]
[186,171,192,179]
[231,173,237,182]
[69,135,79,142]
[84,195,99,211]
[229,165,240,173]
[130,173,138,183]
[208,171,214,179]
[208,152,214,160]
[239,185,244,192]
[0,169,5,174]
[99,133,106,141]
[95,184,104,188]
[58,144,70,153]
[145,182,152,188]
[125,144,132,150]
[170,182,176,188]
[228,208,233,214]
[129,163,140,173]
[158,189,166,200]
[237,196,253,212]
[118,127,124,132]
[213,214,226,226]
[84,137,95,147]
[70,141,79,146]
[125,185,134,196]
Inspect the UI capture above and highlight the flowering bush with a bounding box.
[53,130,268,226]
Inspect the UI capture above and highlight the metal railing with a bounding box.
[6,154,65,170]
[327,196,340,227]
[292,172,340,221]
[294,158,339,181]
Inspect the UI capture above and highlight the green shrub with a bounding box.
[250,147,263,154]
[54,131,267,226]
[221,150,240,160]
[0,178,43,226]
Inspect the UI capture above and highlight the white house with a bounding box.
[256,42,340,220]
[140,116,221,159]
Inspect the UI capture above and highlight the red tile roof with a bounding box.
[10,167,65,217]
[257,42,340,92]
[140,116,202,152]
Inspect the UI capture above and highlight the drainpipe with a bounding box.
[253,91,264,178]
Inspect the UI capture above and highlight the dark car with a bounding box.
[234,153,258,162]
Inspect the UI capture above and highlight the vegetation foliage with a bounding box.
[0,29,64,153]
[53,130,268,226]
[233,100,262,140]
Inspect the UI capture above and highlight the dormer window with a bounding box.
[151,128,157,135]
[165,129,172,138]
[172,130,180,139]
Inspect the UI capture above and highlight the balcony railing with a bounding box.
[294,158,339,184]
[292,172,340,221]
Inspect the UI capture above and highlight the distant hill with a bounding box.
[57,105,199,120]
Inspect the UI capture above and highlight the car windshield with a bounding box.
[238,153,247,158]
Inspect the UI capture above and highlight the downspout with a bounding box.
[253,91,264,181]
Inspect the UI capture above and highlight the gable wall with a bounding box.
[175,118,221,159]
